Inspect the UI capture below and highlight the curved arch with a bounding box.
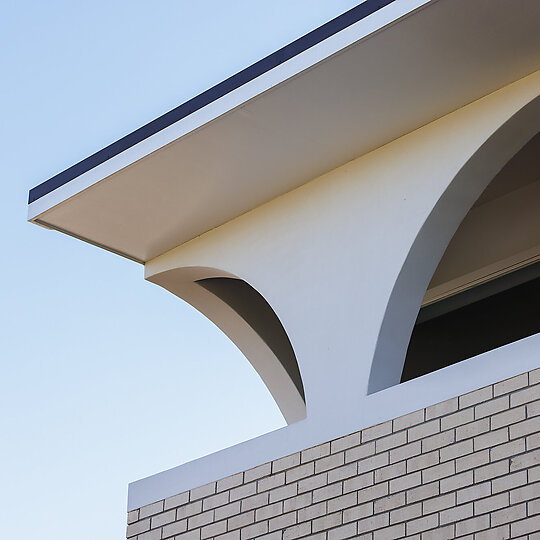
[146,266,306,424]
[368,93,540,394]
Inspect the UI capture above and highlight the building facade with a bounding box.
[29,0,540,538]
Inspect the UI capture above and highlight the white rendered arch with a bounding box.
[368,92,540,393]
[134,72,540,508]
[147,266,306,424]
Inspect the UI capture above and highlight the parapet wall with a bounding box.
[127,368,540,539]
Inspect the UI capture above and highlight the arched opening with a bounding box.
[368,93,540,394]
[197,277,305,402]
[402,133,540,382]
[146,267,306,424]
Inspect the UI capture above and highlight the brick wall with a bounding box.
[127,368,540,539]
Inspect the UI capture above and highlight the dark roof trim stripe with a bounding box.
[29,0,396,204]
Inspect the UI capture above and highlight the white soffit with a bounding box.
[28,0,540,263]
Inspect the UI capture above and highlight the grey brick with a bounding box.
[455,514,490,535]
[389,501,421,524]
[268,510,295,532]
[440,503,473,525]
[406,514,438,535]
[217,473,244,492]
[422,460,455,483]
[491,438,526,461]
[230,482,256,502]
[491,406,526,429]
[441,408,473,430]
[510,448,540,471]
[511,515,540,536]
[422,524,454,540]
[203,491,229,511]
[408,419,440,442]
[269,482,297,503]
[328,462,358,483]
[241,491,268,512]
[475,395,509,419]
[358,452,389,474]
[373,523,405,540]
[175,531,200,540]
[151,509,176,528]
[315,452,344,473]
[127,509,139,524]
[328,522,357,540]
[343,501,374,523]
[283,521,311,539]
[510,482,540,504]
[422,430,455,453]
[460,386,493,408]
[214,501,241,521]
[473,491,508,514]
[491,503,527,526]
[327,491,357,513]
[164,491,190,511]
[440,470,473,493]
[492,470,527,494]
[313,481,342,503]
[456,449,489,472]
[188,509,214,529]
[362,421,392,442]
[390,440,421,463]
[201,520,227,539]
[177,501,202,520]
[345,441,376,463]
[407,481,439,504]
[475,525,509,540]
[258,472,285,492]
[375,461,406,483]
[240,521,268,539]
[374,492,405,513]
[297,500,325,523]
[331,432,361,453]
[389,471,421,493]
[376,431,407,453]
[530,368,540,385]
[297,472,327,493]
[439,439,473,462]
[457,481,491,504]
[127,518,150,538]
[422,492,455,514]
[190,482,216,501]
[510,385,540,407]
[138,530,162,540]
[393,409,424,430]
[494,374,529,396]
[425,398,458,420]
[357,513,390,534]
[255,501,283,521]
[139,500,165,520]
[456,418,490,441]
[358,482,389,503]
[474,459,509,482]
[273,452,300,473]
[283,492,311,513]
[312,511,341,532]
[301,443,330,463]
[407,449,438,473]
[286,462,314,483]
[474,427,509,451]
[244,462,271,483]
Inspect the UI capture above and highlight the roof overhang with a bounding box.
[28,0,540,263]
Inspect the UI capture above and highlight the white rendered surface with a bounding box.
[28,0,540,262]
[129,73,540,509]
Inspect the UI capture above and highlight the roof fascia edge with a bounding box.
[27,0,433,217]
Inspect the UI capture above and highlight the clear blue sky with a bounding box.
[1,2,360,539]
